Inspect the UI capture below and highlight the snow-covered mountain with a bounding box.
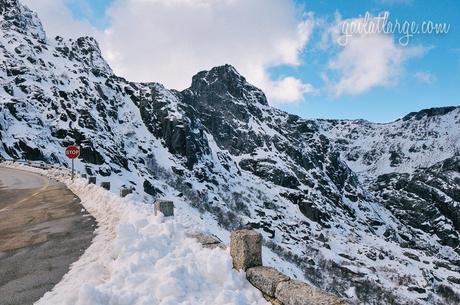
[1,1,459,304]
[319,109,460,257]
[319,107,460,177]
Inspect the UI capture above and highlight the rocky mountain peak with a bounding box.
[191,64,243,86]
[72,36,102,54]
[401,105,459,121]
[71,36,112,72]
[48,35,113,75]
[189,64,268,106]
[0,0,19,13]
[0,0,45,41]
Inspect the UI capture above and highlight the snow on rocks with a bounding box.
[1,2,458,302]
[318,107,460,177]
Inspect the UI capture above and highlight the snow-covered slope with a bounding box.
[371,156,460,252]
[319,108,460,259]
[318,106,460,177]
[7,164,271,305]
[1,1,459,304]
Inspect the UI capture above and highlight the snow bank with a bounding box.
[7,165,268,305]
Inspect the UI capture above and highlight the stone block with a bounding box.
[154,200,174,217]
[246,266,289,297]
[100,181,110,190]
[88,176,96,184]
[120,187,133,197]
[262,293,283,305]
[230,229,262,271]
[275,280,347,305]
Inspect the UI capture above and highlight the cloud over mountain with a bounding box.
[25,0,315,104]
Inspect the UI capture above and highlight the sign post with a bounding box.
[65,145,80,180]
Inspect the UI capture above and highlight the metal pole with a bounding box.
[71,159,74,181]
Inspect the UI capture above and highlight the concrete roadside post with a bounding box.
[120,187,133,197]
[154,200,174,217]
[230,229,262,271]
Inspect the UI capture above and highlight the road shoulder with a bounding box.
[0,167,96,305]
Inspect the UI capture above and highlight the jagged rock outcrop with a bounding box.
[371,156,460,252]
[0,0,45,41]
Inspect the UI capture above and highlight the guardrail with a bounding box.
[1,159,68,170]
[1,159,136,199]
[2,157,74,177]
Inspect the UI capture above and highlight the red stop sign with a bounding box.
[65,146,80,159]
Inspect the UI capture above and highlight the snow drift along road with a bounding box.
[8,165,270,305]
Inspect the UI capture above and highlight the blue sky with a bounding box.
[286,0,460,121]
[57,0,460,122]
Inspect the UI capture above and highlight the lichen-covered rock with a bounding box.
[262,293,283,305]
[275,280,347,305]
[230,229,262,271]
[246,266,289,297]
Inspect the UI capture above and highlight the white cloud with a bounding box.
[102,0,315,104]
[325,13,427,97]
[267,76,317,102]
[414,71,435,84]
[22,0,100,40]
[24,0,316,104]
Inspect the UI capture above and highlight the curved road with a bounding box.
[0,167,96,305]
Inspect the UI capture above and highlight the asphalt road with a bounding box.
[0,167,96,305]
